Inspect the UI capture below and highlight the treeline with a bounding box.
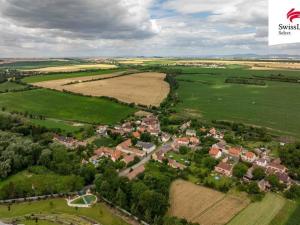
[95,161,181,224]
[253,74,300,83]
[212,120,271,142]
[225,77,266,86]
[0,69,23,82]
[0,112,93,199]
[279,142,300,181]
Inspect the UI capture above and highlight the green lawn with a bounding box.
[0,170,84,200]
[227,193,286,225]
[0,81,27,91]
[0,198,129,225]
[0,89,136,124]
[93,137,119,147]
[174,67,300,137]
[270,200,300,225]
[22,69,121,83]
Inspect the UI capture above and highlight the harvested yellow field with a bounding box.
[24,64,117,73]
[169,180,249,225]
[34,72,169,107]
[173,60,300,70]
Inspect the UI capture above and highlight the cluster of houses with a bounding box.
[53,134,87,149]
[208,128,293,191]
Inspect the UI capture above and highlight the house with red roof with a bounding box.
[215,162,233,177]
[209,147,222,159]
[242,151,257,163]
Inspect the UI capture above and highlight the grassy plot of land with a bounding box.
[24,64,117,73]
[227,193,286,225]
[0,89,136,124]
[270,200,300,225]
[0,198,129,225]
[0,170,84,200]
[22,69,121,83]
[174,67,300,137]
[168,180,249,225]
[0,81,27,92]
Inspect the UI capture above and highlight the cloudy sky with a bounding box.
[0,0,299,57]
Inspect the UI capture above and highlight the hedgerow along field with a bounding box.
[0,89,136,124]
[173,67,300,137]
[0,198,129,225]
[22,68,122,83]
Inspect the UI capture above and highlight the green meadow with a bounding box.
[0,81,27,91]
[0,89,136,124]
[22,68,121,83]
[173,67,300,137]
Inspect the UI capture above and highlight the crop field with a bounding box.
[168,180,249,225]
[24,63,117,73]
[0,198,129,225]
[33,72,170,107]
[173,67,300,137]
[22,69,122,83]
[0,89,136,124]
[228,193,286,225]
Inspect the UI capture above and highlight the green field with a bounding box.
[0,81,27,91]
[228,193,286,225]
[22,69,121,83]
[173,67,300,137]
[0,89,136,124]
[0,170,84,199]
[0,60,83,70]
[270,200,300,225]
[0,198,129,225]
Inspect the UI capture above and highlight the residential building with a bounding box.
[186,129,196,137]
[209,147,222,159]
[215,162,233,177]
[127,165,145,180]
[242,151,257,163]
[136,141,156,153]
[96,125,108,136]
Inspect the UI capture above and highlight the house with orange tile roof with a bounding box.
[215,162,233,177]
[121,154,135,165]
[209,147,222,159]
[116,139,146,157]
[228,147,242,159]
[242,151,257,163]
[168,159,186,170]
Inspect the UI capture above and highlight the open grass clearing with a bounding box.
[227,193,286,225]
[0,198,129,225]
[168,180,249,225]
[0,82,27,92]
[174,67,300,137]
[22,69,122,83]
[0,89,136,124]
[23,64,117,73]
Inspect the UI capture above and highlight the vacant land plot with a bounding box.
[34,72,169,107]
[0,89,136,124]
[0,198,129,225]
[228,193,286,225]
[0,81,26,91]
[22,69,121,83]
[174,67,300,137]
[24,64,117,73]
[169,180,249,225]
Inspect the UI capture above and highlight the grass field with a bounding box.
[270,200,300,225]
[0,198,129,225]
[169,180,249,225]
[24,64,117,73]
[173,67,300,137]
[22,69,121,83]
[0,170,83,199]
[0,89,136,124]
[0,81,26,91]
[227,193,286,225]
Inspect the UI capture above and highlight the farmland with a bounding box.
[33,72,170,107]
[168,180,250,225]
[228,193,286,225]
[0,89,136,124]
[23,63,117,73]
[0,198,129,225]
[0,81,27,92]
[22,69,122,83]
[173,67,300,137]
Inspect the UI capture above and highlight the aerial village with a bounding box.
[52,113,294,192]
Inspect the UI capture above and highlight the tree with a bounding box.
[116,188,128,209]
[140,132,152,142]
[252,167,266,180]
[284,185,300,200]
[79,163,97,184]
[233,163,248,178]
[179,146,189,155]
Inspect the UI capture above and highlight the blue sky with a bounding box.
[0,0,299,57]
